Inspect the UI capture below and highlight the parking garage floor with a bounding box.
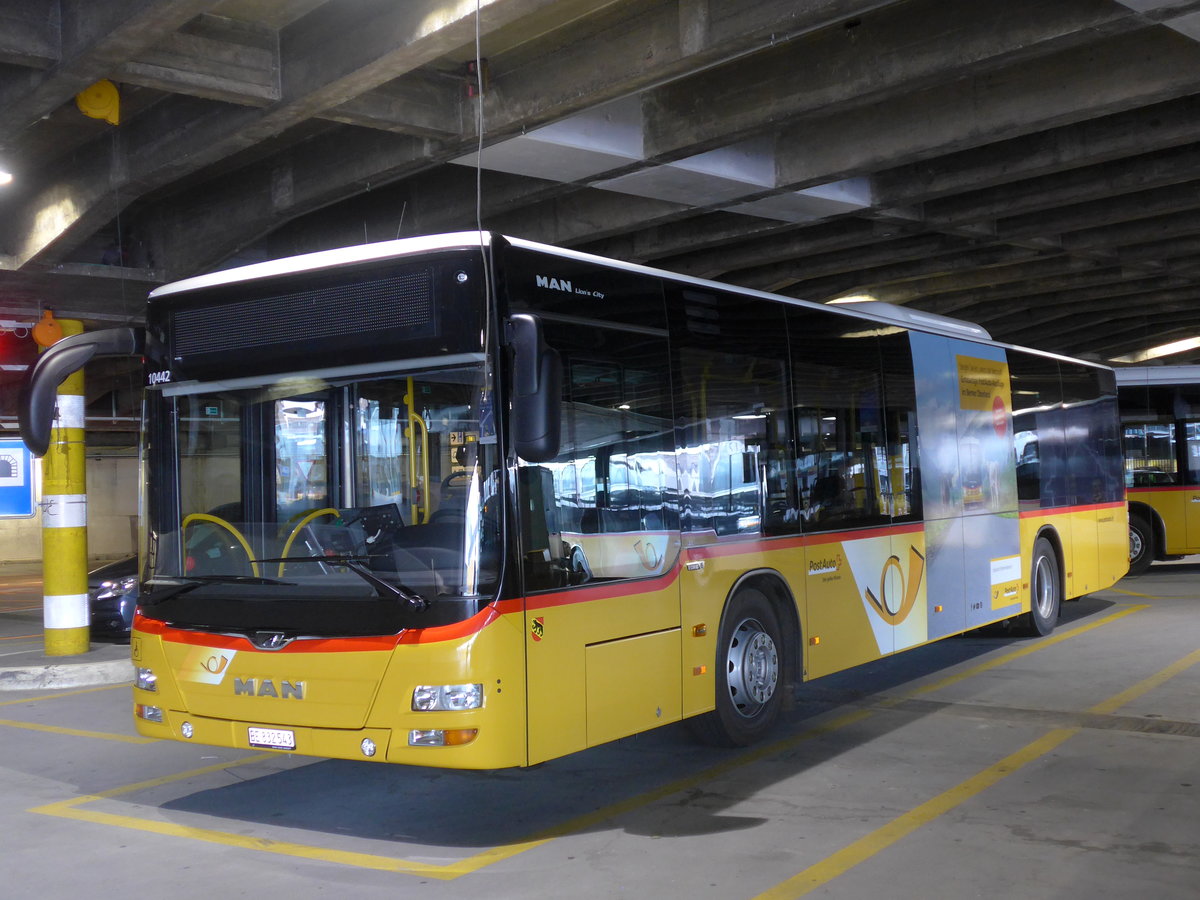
[0,565,1196,899]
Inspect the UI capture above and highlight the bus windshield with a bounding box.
[141,360,501,635]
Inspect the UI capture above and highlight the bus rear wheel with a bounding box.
[1020,537,1061,636]
[1128,516,1153,576]
[687,588,784,747]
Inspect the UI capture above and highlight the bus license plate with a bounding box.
[248,727,295,750]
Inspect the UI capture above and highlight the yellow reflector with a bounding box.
[934,605,943,613]
[692,624,707,637]
[692,665,707,676]
[809,636,820,645]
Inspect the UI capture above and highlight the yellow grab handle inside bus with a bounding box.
[182,513,260,578]
[278,507,341,576]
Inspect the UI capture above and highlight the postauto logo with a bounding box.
[808,554,843,576]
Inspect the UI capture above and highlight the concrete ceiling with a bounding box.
[4,0,1200,371]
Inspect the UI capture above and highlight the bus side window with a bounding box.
[518,322,677,589]
[669,290,795,537]
[787,307,890,532]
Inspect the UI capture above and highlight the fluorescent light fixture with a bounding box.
[0,169,12,186]
[1110,336,1200,364]
[827,293,877,305]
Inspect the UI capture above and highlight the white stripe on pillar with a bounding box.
[53,393,86,429]
[43,593,90,629]
[42,494,88,528]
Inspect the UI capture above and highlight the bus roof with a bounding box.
[1113,365,1200,386]
[149,230,1114,369]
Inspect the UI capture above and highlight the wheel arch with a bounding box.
[1127,500,1165,561]
[724,568,802,689]
[1033,524,1065,596]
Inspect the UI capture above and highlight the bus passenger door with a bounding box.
[513,313,682,764]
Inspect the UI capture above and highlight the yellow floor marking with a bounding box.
[753,645,1200,899]
[893,604,1148,702]
[0,633,41,641]
[26,603,1150,880]
[0,717,155,744]
[1107,587,1160,599]
[0,682,127,707]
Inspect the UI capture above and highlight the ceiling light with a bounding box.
[0,169,12,186]
[827,293,877,305]
[1110,336,1200,364]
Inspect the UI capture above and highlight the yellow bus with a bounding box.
[1115,365,1200,574]
[20,232,1127,767]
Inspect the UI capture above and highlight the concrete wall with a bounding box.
[0,454,139,565]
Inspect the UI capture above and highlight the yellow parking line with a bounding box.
[0,683,126,707]
[0,717,155,744]
[896,604,1148,701]
[1107,588,1160,599]
[26,603,1149,879]
[0,633,41,641]
[753,645,1200,899]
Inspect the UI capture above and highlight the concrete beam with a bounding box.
[774,245,1047,302]
[728,233,980,292]
[3,0,580,270]
[576,213,799,266]
[0,1,58,68]
[116,14,280,105]
[770,27,1200,191]
[142,0,915,274]
[925,144,1200,228]
[998,181,1200,240]
[642,0,1149,163]
[993,285,1200,344]
[322,73,464,138]
[1061,207,1200,251]
[820,253,1116,305]
[662,218,920,279]
[483,0,911,137]
[872,95,1200,205]
[0,0,213,138]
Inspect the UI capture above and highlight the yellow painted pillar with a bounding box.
[40,318,89,656]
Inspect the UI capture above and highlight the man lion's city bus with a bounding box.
[19,232,1128,768]
[1116,365,1200,574]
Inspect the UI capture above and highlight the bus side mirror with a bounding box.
[506,314,561,463]
[19,327,144,456]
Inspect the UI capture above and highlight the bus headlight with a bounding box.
[136,667,158,691]
[411,683,483,711]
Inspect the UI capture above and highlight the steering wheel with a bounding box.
[278,507,341,576]
[182,513,259,578]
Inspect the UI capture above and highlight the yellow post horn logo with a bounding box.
[865,545,925,626]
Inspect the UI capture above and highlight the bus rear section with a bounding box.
[1115,366,1200,573]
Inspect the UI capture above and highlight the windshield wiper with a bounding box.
[142,574,296,604]
[253,555,430,611]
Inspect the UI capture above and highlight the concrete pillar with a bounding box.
[40,319,89,656]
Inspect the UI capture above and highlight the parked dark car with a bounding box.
[88,556,138,640]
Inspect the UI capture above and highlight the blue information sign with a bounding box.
[0,439,35,518]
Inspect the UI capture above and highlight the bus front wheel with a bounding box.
[1021,537,1061,636]
[687,588,784,747]
[1128,516,1154,576]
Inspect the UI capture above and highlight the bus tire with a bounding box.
[1128,516,1154,576]
[1021,537,1061,636]
[687,588,784,747]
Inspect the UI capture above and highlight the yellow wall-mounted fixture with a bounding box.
[32,309,63,347]
[76,79,120,125]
